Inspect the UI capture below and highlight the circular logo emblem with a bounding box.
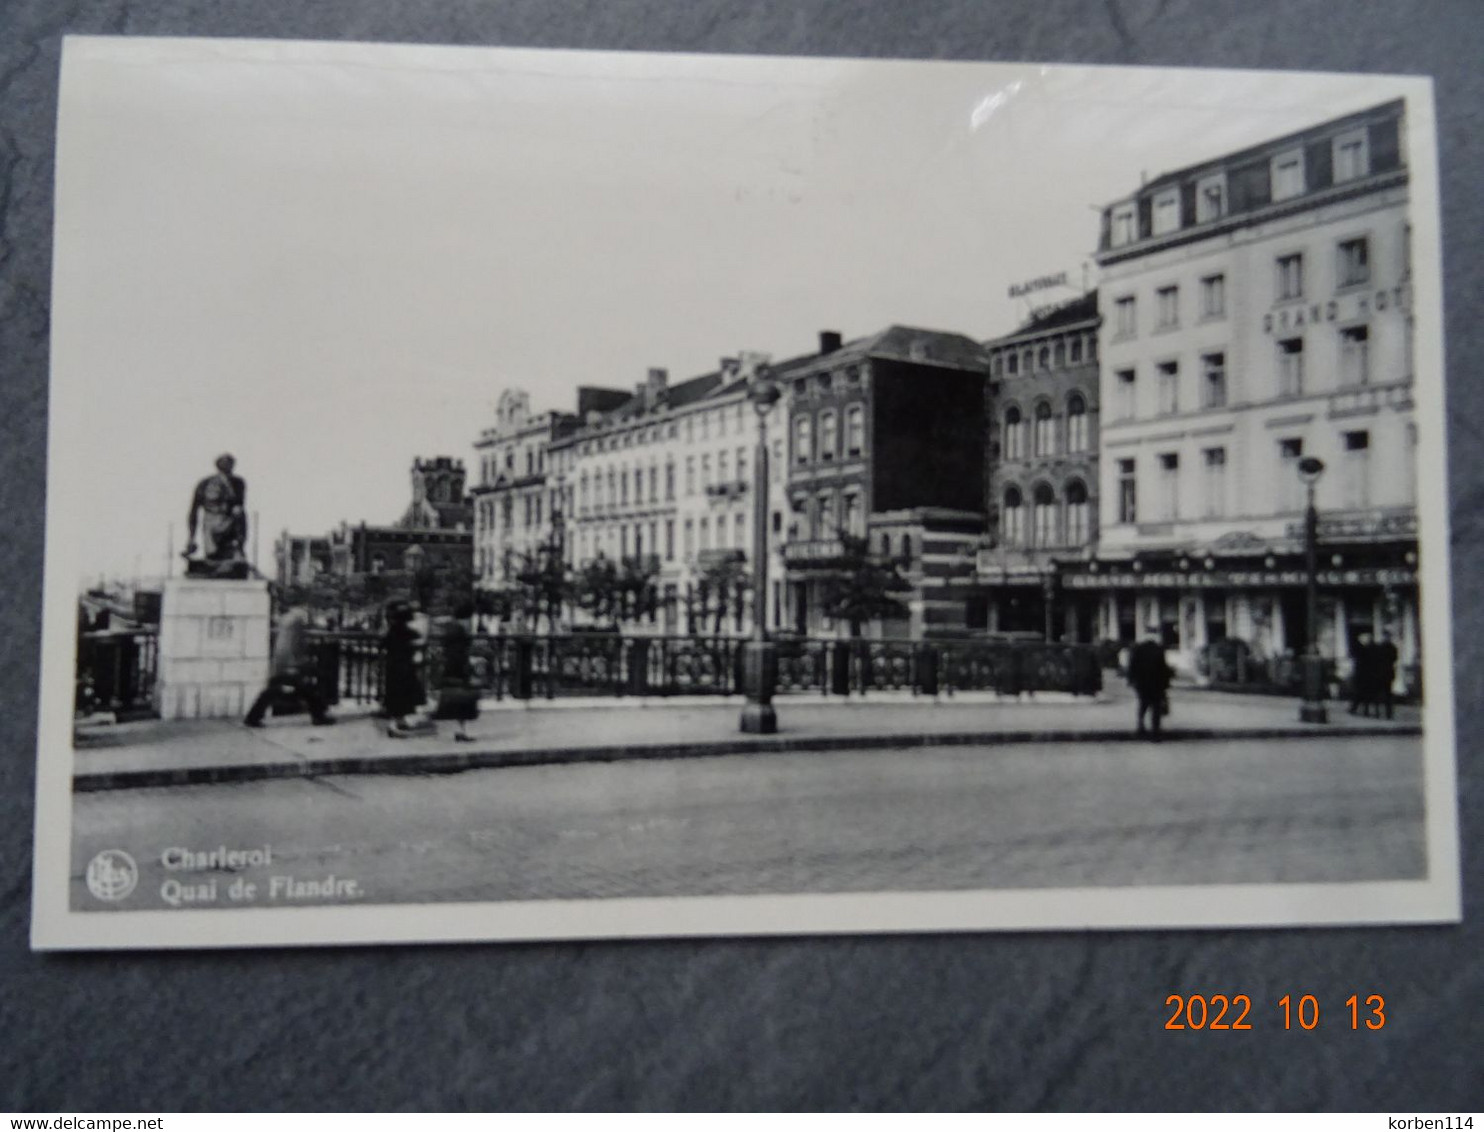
[85,849,138,903]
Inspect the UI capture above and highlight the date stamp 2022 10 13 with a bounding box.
[1164,993,1389,1031]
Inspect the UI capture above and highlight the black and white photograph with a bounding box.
[32,36,1460,949]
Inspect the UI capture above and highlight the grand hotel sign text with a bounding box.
[1263,283,1411,336]
[1063,566,1417,590]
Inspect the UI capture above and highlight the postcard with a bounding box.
[32,36,1460,949]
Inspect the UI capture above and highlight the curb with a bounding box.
[71,724,1422,793]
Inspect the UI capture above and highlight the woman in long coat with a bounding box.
[382,600,425,735]
[433,601,480,742]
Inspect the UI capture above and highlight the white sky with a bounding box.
[48,37,1422,583]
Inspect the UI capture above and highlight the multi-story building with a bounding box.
[1062,99,1418,679]
[778,327,990,638]
[979,292,1102,640]
[553,353,784,634]
[275,456,475,599]
[469,388,623,604]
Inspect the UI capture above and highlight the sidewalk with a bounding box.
[69,687,1422,792]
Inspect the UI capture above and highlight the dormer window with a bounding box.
[1272,148,1305,201]
[1151,188,1181,236]
[1333,127,1369,183]
[1196,173,1225,222]
[1110,203,1136,247]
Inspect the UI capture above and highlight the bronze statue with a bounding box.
[184,454,250,578]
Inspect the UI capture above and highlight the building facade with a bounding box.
[778,327,990,638]
[980,292,1102,640]
[1065,99,1418,681]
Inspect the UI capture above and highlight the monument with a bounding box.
[154,454,271,720]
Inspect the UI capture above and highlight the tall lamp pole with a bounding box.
[741,370,782,734]
[1297,455,1328,723]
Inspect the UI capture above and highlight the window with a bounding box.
[736,447,747,484]
[1152,188,1181,236]
[665,519,675,561]
[685,456,696,496]
[843,492,862,536]
[698,517,710,553]
[701,454,712,488]
[1114,296,1137,338]
[734,512,746,550]
[699,412,709,441]
[1032,483,1057,546]
[1069,337,1083,363]
[1272,148,1305,200]
[992,355,1003,378]
[1066,393,1088,453]
[1200,274,1226,318]
[649,464,658,503]
[717,452,728,486]
[1006,352,1019,376]
[1202,448,1227,518]
[1341,325,1370,386]
[1037,345,1051,370]
[1278,438,1304,512]
[793,415,812,465]
[1003,406,1025,459]
[1277,253,1304,300]
[1158,453,1180,521]
[1333,127,1369,182]
[1066,480,1090,544]
[846,404,864,456]
[665,460,675,500]
[1034,402,1056,456]
[371,553,386,574]
[1277,338,1304,398]
[1117,459,1137,524]
[1201,353,1227,409]
[1156,285,1179,330]
[1343,431,1371,508]
[1111,203,1136,247]
[817,493,836,538]
[1002,486,1024,546]
[1115,369,1136,421]
[819,410,837,460]
[1158,361,1179,415]
[1053,340,1065,366]
[1338,237,1370,288]
[683,519,695,558]
[1196,173,1226,222]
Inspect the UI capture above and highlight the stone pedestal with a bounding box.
[154,578,271,720]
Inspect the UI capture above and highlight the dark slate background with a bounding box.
[2,0,1479,1112]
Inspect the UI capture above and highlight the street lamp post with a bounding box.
[1297,455,1328,724]
[740,371,782,734]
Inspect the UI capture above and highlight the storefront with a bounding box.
[1059,543,1420,685]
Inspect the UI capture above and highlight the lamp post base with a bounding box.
[1298,653,1329,724]
[1299,701,1329,724]
[739,639,779,734]
[740,701,778,734]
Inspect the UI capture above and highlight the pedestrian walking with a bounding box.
[433,601,480,743]
[1127,628,1172,741]
[244,605,334,728]
[1349,631,1375,716]
[1373,632,1399,719]
[383,600,427,737]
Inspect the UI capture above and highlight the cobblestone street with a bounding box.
[69,732,1425,910]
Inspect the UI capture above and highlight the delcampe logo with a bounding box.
[85,850,138,903]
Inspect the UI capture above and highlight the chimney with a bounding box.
[819,330,843,354]
[645,367,668,406]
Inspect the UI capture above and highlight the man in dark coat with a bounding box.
[1127,629,1172,740]
[1349,631,1375,716]
[244,606,334,727]
[1373,632,1399,719]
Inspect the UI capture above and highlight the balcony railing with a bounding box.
[705,480,749,500]
[76,629,159,718]
[782,539,847,566]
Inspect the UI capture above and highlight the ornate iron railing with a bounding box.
[301,630,1105,705]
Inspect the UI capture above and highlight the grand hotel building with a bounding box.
[1061,98,1419,684]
